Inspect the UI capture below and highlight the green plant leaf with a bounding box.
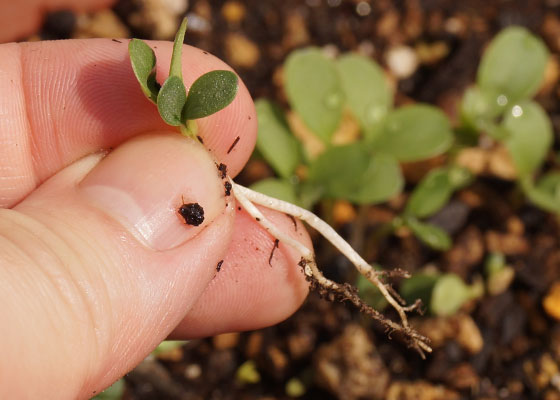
[284,48,344,142]
[169,17,188,79]
[502,101,553,175]
[255,99,301,178]
[308,144,403,204]
[430,273,471,316]
[298,181,324,209]
[92,379,125,400]
[250,178,299,205]
[405,166,472,218]
[337,54,392,139]
[537,171,560,198]
[406,217,452,251]
[522,173,560,214]
[373,104,453,162]
[128,39,159,102]
[157,75,187,126]
[400,272,440,307]
[183,70,239,120]
[477,26,549,103]
[350,153,403,204]
[459,86,507,133]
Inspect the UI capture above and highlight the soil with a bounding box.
[35,0,560,399]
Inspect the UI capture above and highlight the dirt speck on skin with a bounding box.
[178,203,205,226]
[224,181,232,196]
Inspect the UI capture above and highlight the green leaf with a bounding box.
[92,379,125,400]
[478,26,549,103]
[128,39,159,102]
[250,178,299,205]
[405,166,472,218]
[459,86,507,133]
[351,153,403,204]
[157,75,187,126]
[430,273,472,316]
[537,171,560,198]
[406,217,452,251]
[400,272,439,307]
[373,104,453,162]
[337,54,392,139]
[183,70,239,120]
[522,173,560,214]
[502,101,553,175]
[308,144,403,204]
[284,48,344,142]
[255,99,301,178]
[169,17,188,79]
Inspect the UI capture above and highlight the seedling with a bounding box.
[128,19,431,356]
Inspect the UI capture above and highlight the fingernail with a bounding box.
[80,132,226,250]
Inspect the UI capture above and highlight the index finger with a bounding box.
[0,39,256,208]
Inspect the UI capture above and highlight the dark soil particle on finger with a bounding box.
[217,163,228,178]
[178,203,205,226]
[224,181,232,196]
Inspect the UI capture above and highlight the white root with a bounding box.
[231,180,432,355]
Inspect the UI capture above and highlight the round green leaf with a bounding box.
[503,101,553,175]
[157,75,187,126]
[373,104,453,162]
[459,86,507,133]
[405,166,472,218]
[308,144,403,204]
[405,168,452,218]
[337,54,392,140]
[406,217,452,251]
[183,70,239,120]
[284,48,344,143]
[255,99,301,179]
[349,153,403,204]
[522,173,560,214]
[478,26,549,103]
[430,273,471,316]
[537,171,560,199]
[400,272,439,306]
[128,39,159,102]
[308,143,368,196]
[250,178,299,205]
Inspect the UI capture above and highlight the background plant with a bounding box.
[252,25,559,316]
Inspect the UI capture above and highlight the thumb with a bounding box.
[0,132,234,399]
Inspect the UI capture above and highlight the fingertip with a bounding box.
[171,206,311,338]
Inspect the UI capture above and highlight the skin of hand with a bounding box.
[0,40,310,398]
[0,0,116,43]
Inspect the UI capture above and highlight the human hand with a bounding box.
[0,0,116,43]
[0,39,310,398]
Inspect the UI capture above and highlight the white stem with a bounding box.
[232,181,411,331]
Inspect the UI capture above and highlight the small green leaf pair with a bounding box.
[128,18,238,133]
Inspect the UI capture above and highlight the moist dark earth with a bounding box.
[35,1,560,399]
